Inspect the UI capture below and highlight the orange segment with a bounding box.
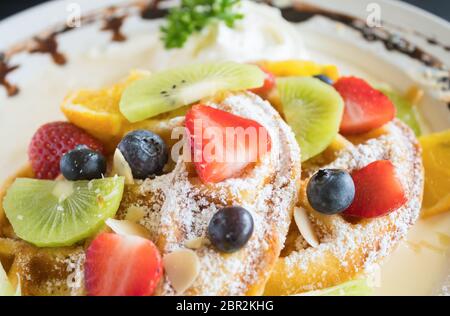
[256,60,339,81]
[420,129,450,218]
[62,93,124,136]
[61,70,150,138]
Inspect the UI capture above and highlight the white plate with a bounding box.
[0,0,449,296]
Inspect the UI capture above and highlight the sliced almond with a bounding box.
[294,206,319,248]
[125,205,146,223]
[184,237,205,250]
[113,149,134,185]
[105,218,150,239]
[163,249,200,294]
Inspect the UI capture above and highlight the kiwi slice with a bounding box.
[377,87,422,136]
[277,77,344,161]
[3,177,125,247]
[298,279,372,296]
[119,62,265,122]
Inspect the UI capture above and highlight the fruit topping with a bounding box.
[249,65,276,97]
[208,206,254,253]
[378,86,422,136]
[298,279,372,296]
[163,249,200,294]
[307,169,355,215]
[61,71,149,140]
[2,177,124,247]
[257,60,339,81]
[313,74,333,85]
[117,130,168,179]
[419,130,450,218]
[28,122,104,179]
[60,145,107,181]
[85,232,162,296]
[293,206,319,248]
[277,77,344,161]
[119,62,265,122]
[185,104,271,183]
[334,77,396,135]
[343,160,407,218]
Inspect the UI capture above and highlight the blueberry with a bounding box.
[307,169,355,215]
[60,145,106,181]
[208,206,254,253]
[117,130,168,179]
[313,74,334,85]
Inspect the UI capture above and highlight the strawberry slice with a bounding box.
[344,160,407,218]
[249,66,275,97]
[85,233,162,296]
[185,105,271,183]
[334,77,395,135]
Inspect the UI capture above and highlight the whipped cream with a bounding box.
[147,1,309,69]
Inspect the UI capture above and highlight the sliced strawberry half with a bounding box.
[344,160,407,218]
[334,77,396,135]
[249,65,276,97]
[185,104,271,183]
[85,233,162,296]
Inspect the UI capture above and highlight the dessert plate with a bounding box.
[0,0,449,295]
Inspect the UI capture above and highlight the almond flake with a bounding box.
[125,206,146,223]
[105,218,151,239]
[163,249,200,294]
[184,237,205,249]
[113,149,134,185]
[294,206,319,248]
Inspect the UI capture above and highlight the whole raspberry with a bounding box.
[28,122,105,179]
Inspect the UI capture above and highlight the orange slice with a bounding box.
[256,60,339,81]
[420,129,450,218]
[61,71,150,145]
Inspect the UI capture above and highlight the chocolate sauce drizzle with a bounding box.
[278,3,450,103]
[30,33,67,65]
[1,0,449,106]
[280,4,447,69]
[101,15,128,42]
[0,53,19,97]
[141,0,167,19]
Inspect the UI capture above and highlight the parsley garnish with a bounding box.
[160,0,244,49]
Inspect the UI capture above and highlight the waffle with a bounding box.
[0,166,86,296]
[0,92,302,295]
[118,92,301,295]
[264,120,423,295]
[0,100,423,296]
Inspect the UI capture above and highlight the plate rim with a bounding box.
[1,0,449,47]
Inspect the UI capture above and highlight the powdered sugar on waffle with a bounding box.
[284,120,423,286]
[124,92,301,295]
